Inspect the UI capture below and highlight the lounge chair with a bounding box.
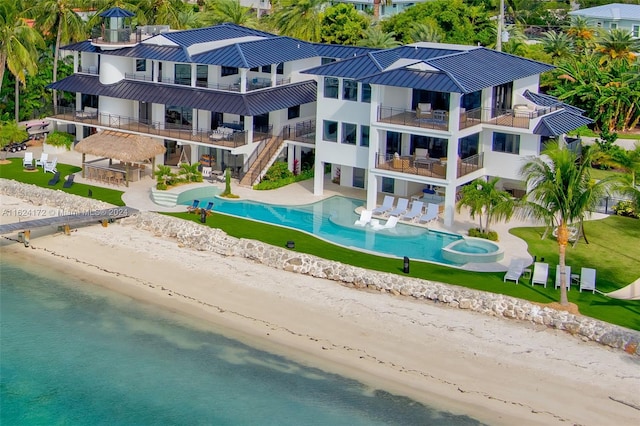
[503,260,525,284]
[388,198,409,217]
[580,267,596,293]
[187,199,200,212]
[555,265,571,291]
[418,203,439,224]
[372,196,395,215]
[202,201,214,213]
[44,157,57,173]
[35,152,48,167]
[371,215,398,231]
[62,174,75,188]
[354,209,372,226]
[47,172,60,186]
[23,152,33,167]
[402,201,424,221]
[531,262,549,287]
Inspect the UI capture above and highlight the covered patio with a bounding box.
[75,130,166,187]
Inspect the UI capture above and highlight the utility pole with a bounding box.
[496,0,504,52]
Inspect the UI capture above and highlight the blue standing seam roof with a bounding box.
[47,74,317,116]
[360,69,465,93]
[523,90,585,115]
[157,23,277,48]
[99,7,135,18]
[533,110,593,137]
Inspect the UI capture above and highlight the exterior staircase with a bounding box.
[239,129,287,187]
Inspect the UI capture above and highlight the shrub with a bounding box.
[262,161,293,181]
[468,228,499,241]
[253,169,313,190]
[612,200,638,219]
[45,131,74,150]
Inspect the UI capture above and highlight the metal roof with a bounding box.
[61,40,99,53]
[302,54,384,78]
[106,44,190,62]
[158,24,276,47]
[99,7,135,18]
[360,69,463,93]
[533,110,593,137]
[311,43,378,59]
[523,90,584,115]
[48,74,317,116]
[568,3,640,20]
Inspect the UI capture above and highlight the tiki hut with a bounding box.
[75,130,166,186]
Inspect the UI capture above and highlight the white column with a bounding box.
[287,144,295,172]
[153,61,159,82]
[73,52,79,73]
[271,66,277,87]
[313,160,324,195]
[244,115,254,144]
[240,68,248,93]
[191,64,197,87]
[366,173,378,210]
[443,94,462,227]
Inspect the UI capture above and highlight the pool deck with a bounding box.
[16,147,609,273]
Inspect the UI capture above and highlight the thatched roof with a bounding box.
[75,130,166,162]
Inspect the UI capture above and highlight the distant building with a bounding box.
[336,1,421,18]
[569,3,640,37]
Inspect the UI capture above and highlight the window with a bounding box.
[361,83,371,103]
[632,25,639,38]
[342,123,357,145]
[250,66,259,71]
[492,132,520,154]
[196,65,208,87]
[276,63,284,74]
[175,64,191,86]
[353,168,365,188]
[610,22,618,30]
[343,79,358,101]
[221,66,238,77]
[261,64,272,73]
[136,59,146,72]
[360,125,370,147]
[323,120,338,142]
[321,57,336,65]
[381,177,394,193]
[288,105,300,120]
[324,77,339,99]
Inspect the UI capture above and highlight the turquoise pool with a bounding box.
[183,191,464,265]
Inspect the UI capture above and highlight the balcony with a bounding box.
[90,27,139,46]
[460,105,562,130]
[123,74,294,94]
[48,106,272,148]
[375,153,483,180]
[282,119,316,144]
[378,106,449,131]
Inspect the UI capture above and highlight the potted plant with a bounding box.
[43,131,74,153]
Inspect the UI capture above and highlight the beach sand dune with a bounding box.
[1,195,639,425]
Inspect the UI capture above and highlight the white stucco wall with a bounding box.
[99,55,130,84]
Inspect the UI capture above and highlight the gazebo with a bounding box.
[75,131,166,186]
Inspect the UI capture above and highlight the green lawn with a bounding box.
[0,158,125,206]
[3,157,638,330]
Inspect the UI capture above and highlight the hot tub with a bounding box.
[441,237,504,264]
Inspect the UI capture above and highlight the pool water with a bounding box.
[453,242,492,254]
[186,194,463,265]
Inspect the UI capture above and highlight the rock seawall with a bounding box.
[2,179,638,355]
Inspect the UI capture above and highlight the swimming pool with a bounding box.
[182,190,464,265]
[441,238,504,264]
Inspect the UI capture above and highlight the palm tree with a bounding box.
[541,30,574,62]
[456,177,515,235]
[357,27,401,48]
[270,0,327,42]
[409,22,443,43]
[35,0,86,108]
[596,28,640,66]
[372,0,392,21]
[566,16,595,54]
[199,0,258,27]
[139,0,190,29]
[519,142,616,306]
[0,2,44,121]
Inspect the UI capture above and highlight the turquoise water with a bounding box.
[187,195,463,265]
[0,261,483,425]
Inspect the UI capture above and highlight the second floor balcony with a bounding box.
[375,152,484,180]
[123,73,293,94]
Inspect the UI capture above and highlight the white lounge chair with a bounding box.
[372,196,395,215]
[388,198,409,217]
[531,262,549,287]
[402,201,424,221]
[23,152,33,167]
[35,152,48,167]
[354,209,372,226]
[371,215,399,231]
[418,203,439,224]
[43,157,57,174]
[555,265,571,291]
[580,267,596,293]
[503,260,525,284]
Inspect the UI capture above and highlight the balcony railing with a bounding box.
[90,26,139,45]
[78,66,99,75]
[123,73,295,94]
[281,119,316,144]
[378,106,449,131]
[375,152,483,180]
[48,106,273,148]
[460,105,562,130]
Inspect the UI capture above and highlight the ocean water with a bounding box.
[0,261,483,425]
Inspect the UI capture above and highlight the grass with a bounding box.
[170,211,640,331]
[589,167,624,181]
[3,156,638,330]
[570,126,640,140]
[0,158,125,206]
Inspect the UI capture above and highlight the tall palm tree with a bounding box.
[139,0,189,29]
[199,0,258,27]
[541,30,574,62]
[270,0,327,42]
[520,142,616,306]
[409,22,443,43]
[566,16,595,54]
[35,0,86,108]
[0,2,44,121]
[372,0,392,21]
[357,27,401,48]
[596,28,640,66]
[456,177,515,234]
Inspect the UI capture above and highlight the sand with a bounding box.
[1,194,639,425]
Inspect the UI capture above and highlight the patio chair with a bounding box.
[43,157,57,174]
[388,198,409,217]
[531,262,549,288]
[62,174,75,188]
[187,199,200,213]
[580,267,596,293]
[555,265,571,291]
[371,215,399,231]
[35,152,48,167]
[354,209,372,226]
[372,195,395,215]
[418,203,439,224]
[402,201,424,221]
[47,172,60,186]
[202,201,214,213]
[503,260,525,284]
[23,152,33,167]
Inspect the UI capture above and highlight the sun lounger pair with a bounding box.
[401,201,424,221]
[354,209,372,226]
[371,215,398,231]
[418,203,439,224]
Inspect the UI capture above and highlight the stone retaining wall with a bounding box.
[2,179,639,356]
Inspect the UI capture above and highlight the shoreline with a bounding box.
[2,195,640,425]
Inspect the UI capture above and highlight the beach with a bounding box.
[1,194,639,425]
